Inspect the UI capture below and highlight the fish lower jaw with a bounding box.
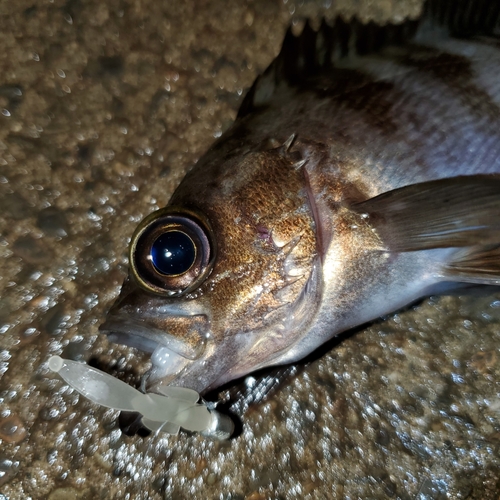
[101,323,196,389]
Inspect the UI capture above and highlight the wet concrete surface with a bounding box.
[1,0,500,498]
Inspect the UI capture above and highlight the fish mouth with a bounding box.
[100,312,209,384]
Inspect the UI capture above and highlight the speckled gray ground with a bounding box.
[1,0,500,499]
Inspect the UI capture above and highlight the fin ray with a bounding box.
[444,245,500,285]
[353,175,500,252]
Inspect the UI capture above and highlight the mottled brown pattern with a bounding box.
[175,148,317,336]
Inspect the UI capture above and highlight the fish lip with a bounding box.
[100,315,205,360]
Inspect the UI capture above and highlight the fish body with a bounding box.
[101,0,500,396]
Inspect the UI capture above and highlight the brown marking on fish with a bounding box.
[400,45,500,121]
[309,69,400,135]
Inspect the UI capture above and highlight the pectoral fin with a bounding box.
[354,175,500,252]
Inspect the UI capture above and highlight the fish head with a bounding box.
[101,145,321,394]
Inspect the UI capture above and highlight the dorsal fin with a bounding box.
[237,17,418,117]
[238,0,500,118]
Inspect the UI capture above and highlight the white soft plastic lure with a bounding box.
[48,356,234,439]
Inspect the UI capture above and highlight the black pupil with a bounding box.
[150,231,196,276]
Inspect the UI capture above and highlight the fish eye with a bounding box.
[130,208,214,296]
[151,231,196,276]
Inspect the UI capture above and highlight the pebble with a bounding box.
[12,235,51,265]
[37,206,69,237]
[0,414,27,444]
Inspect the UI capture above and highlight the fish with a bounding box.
[100,0,500,400]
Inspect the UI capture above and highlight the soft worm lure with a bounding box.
[48,356,234,440]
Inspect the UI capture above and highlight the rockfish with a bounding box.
[100,0,500,399]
